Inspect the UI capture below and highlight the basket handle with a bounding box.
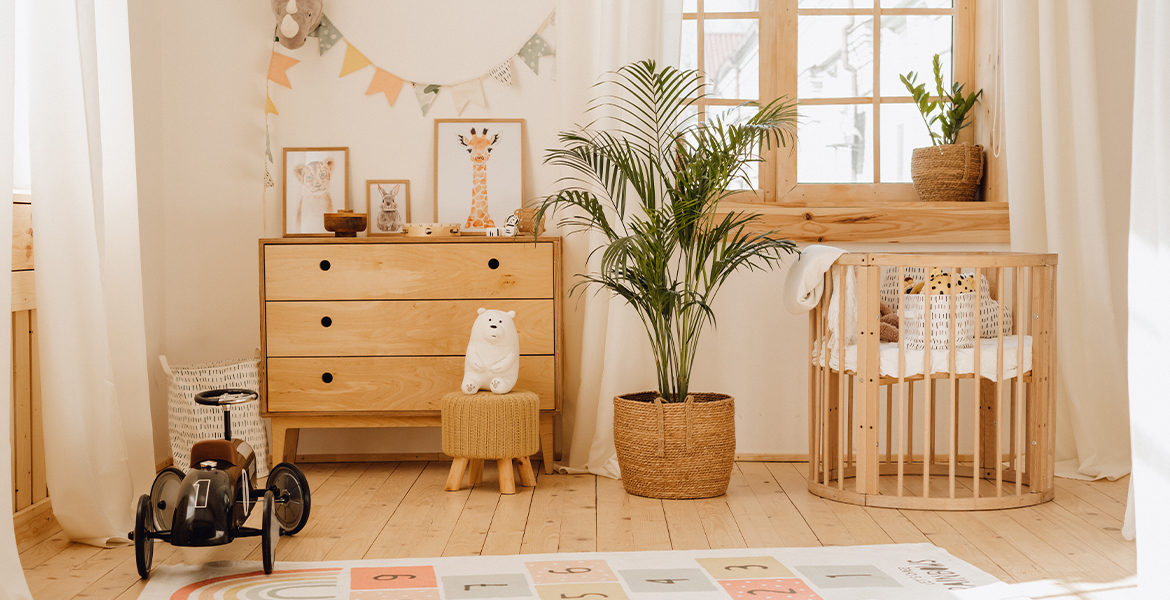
[652,395,696,457]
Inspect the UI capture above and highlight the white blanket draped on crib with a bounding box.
[813,335,1033,380]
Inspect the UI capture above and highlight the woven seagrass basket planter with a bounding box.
[613,392,735,499]
[910,143,984,202]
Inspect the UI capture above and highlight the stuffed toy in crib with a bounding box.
[904,268,977,295]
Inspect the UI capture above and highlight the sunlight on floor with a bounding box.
[959,577,1138,599]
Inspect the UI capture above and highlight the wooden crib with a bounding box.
[807,252,1057,510]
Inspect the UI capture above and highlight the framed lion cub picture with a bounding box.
[283,147,350,236]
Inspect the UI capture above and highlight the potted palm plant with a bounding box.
[901,54,984,202]
[536,60,798,499]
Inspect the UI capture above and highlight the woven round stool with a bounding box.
[441,390,540,494]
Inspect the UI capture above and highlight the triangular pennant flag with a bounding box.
[366,68,405,107]
[265,94,279,116]
[314,15,343,54]
[516,33,553,75]
[265,129,273,162]
[339,42,372,77]
[267,51,299,88]
[449,79,487,115]
[490,60,513,86]
[414,83,441,116]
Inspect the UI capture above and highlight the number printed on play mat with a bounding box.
[696,557,795,580]
[526,560,618,584]
[535,582,630,600]
[718,578,823,600]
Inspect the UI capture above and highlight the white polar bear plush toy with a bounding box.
[461,308,520,395]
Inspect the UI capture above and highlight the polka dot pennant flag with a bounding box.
[517,33,554,75]
[414,83,441,116]
[490,60,513,86]
[311,15,343,55]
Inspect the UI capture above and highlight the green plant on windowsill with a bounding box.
[900,54,986,201]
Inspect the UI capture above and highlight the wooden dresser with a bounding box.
[259,236,562,472]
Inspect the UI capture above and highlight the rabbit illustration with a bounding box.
[376,184,404,233]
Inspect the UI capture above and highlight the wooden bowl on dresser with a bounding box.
[323,210,367,237]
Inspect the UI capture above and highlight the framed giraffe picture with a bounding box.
[434,119,525,234]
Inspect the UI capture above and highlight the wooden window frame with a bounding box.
[686,0,1008,243]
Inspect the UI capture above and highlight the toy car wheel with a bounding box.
[134,494,154,579]
[267,462,311,535]
[261,490,277,575]
[149,467,185,531]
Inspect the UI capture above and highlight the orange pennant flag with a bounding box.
[339,43,372,77]
[265,94,279,115]
[365,68,405,107]
[267,51,299,88]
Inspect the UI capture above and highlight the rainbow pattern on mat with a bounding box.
[145,544,997,599]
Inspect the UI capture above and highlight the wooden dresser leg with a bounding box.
[284,428,300,464]
[516,457,537,487]
[497,459,516,494]
[469,459,484,486]
[446,457,469,491]
[539,413,554,474]
[270,422,286,469]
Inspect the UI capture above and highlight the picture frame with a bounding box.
[366,180,411,235]
[433,119,526,234]
[283,147,350,237]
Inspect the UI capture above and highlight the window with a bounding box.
[681,0,976,204]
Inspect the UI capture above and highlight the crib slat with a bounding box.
[885,385,893,464]
[972,267,982,498]
[838,265,846,491]
[1015,266,1027,496]
[922,266,933,499]
[897,266,906,496]
[995,266,1005,497]
[809,305,819,483]
[822,272,832,486]
[847,377,854,468]
[858,262,881,494]
[947,267,958,499]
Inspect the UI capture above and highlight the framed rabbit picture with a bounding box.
[366,180,410,235]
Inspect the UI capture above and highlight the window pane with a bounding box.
[879,103,935,182]
[881,0,951,7]
[707,105,760,190]
[704,19,760,99]
[880,15,953,96]
[706,0,760,11]
[681,20,699,72]
[684,0,697,11]
[798,16,875,98]
[799,0,874,7]
[798,104,873,183]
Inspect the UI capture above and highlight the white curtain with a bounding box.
[554,0,682,477]
[27,0,156,546]
[0,0,34,595]
[1126,0,1170,591]
[1001,0,1135,481]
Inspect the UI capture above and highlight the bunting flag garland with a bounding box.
[450,79,487,115]
[265,94,279,115]
[311,15,343,54]
[267,51,299,88]
[339,43,372,77]
[414,83,442,116]
[366,68,406,106]
[489,60,513,86]
[517,33,553,75]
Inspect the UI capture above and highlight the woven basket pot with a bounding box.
[910,144,985,202]
[613,392,735,499]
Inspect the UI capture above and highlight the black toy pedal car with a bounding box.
[131,388,311,578]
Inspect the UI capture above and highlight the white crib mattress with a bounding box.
[813,335,1032,381]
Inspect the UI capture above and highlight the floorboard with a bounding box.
[18,462,1135,600]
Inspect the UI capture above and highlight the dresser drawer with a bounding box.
[266,356,556,412]
[264,243,554,300]
[265,299,554,357]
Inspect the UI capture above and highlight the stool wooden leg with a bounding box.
[469,459,484,486]
[540,413,555,474]
[445,457,469,491]
[516,457,537,487]
[497,459,516,494]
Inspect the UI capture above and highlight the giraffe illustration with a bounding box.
[458,127,499,228]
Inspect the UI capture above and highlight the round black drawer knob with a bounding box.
[320,259,331,271]
[321,316,332,327]
[321,372,333,384]
[488,258,500,270]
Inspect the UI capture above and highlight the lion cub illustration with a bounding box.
[376,184,404,233]
[293,158,335,233]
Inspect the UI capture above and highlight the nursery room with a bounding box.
[2,0,1167,598]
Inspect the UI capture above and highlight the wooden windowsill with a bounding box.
[720,201,1010,244]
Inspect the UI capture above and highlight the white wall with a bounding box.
[127,0,1004,462]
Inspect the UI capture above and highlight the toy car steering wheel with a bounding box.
[194,388,258,407]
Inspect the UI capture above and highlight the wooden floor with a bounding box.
[19,461,1136,599]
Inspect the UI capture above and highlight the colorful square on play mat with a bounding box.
[696,556,794,579]
[350,590,440,600]
[526,559,618,584]
[719,578,822,600]
[442,574,532,598]
[619,568,716,593]
[351,566,438,590]
[535,583,630,600]
[795,564,901,588]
